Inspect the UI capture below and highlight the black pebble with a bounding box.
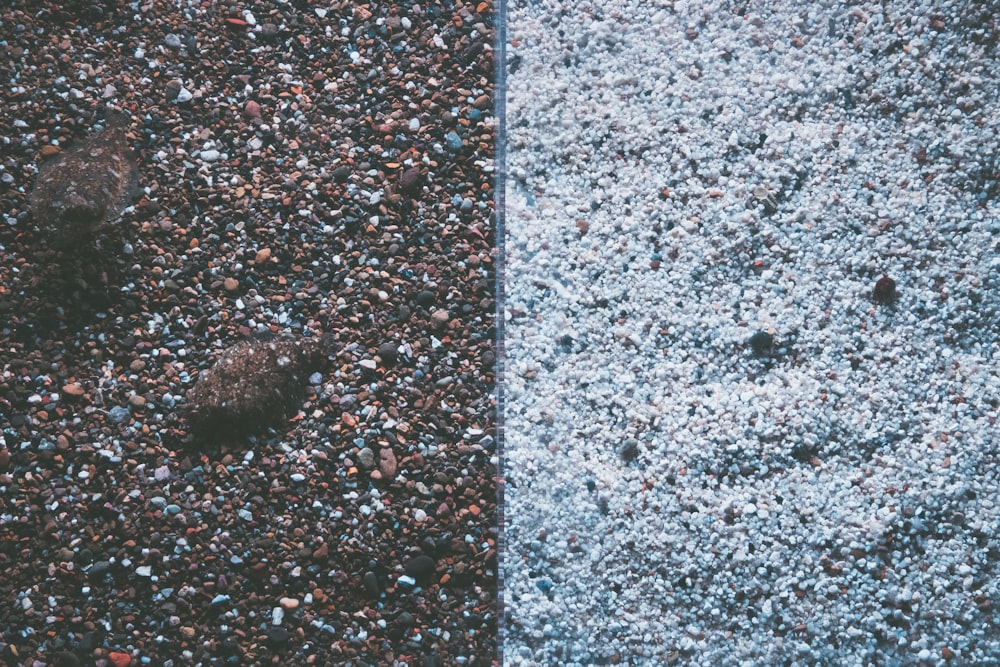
[88,561,110,579]
[416,290,436,308]
[363,571,380,597]
[54,652,81,667]
[78,631,100,652]
[265,626,290,646]
[404,554,436,580]
[377,342,398,366]
[617,439,639,462]
[749,331,774,356]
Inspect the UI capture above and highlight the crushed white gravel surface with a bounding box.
[501,1,1000,665]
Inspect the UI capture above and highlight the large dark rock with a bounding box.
[28,109,139,251]
[185,333,338,439]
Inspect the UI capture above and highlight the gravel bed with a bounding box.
[503,1,999,665]
[0,1,497,665]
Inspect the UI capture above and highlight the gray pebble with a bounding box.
[108,406,130,423]
[357,447,376,469]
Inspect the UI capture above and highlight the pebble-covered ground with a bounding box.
[504,0,999,665]
[0,1,497,665]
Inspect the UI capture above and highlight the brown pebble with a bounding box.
[63,383,86,397]
[224,277,239,292]
[399,166,422,194]
[255,248,272,263]
[430,309,451,329]
[873,274,897,305]
[379,448,398,478]
[245,100,261,118]
[129,395,146,409]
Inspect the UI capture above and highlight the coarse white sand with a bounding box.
[502,1,1000,665]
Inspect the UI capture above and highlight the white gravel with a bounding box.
[502,1,1000,665]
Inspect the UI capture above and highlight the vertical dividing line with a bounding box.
[493,0,508,662]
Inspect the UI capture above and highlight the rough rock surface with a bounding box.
[185,333,336,438]
[28,109,139,250]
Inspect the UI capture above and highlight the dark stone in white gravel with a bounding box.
[749,331,774,356]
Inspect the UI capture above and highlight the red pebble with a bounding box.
[225,17,248,27]
[109,652,132,667]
